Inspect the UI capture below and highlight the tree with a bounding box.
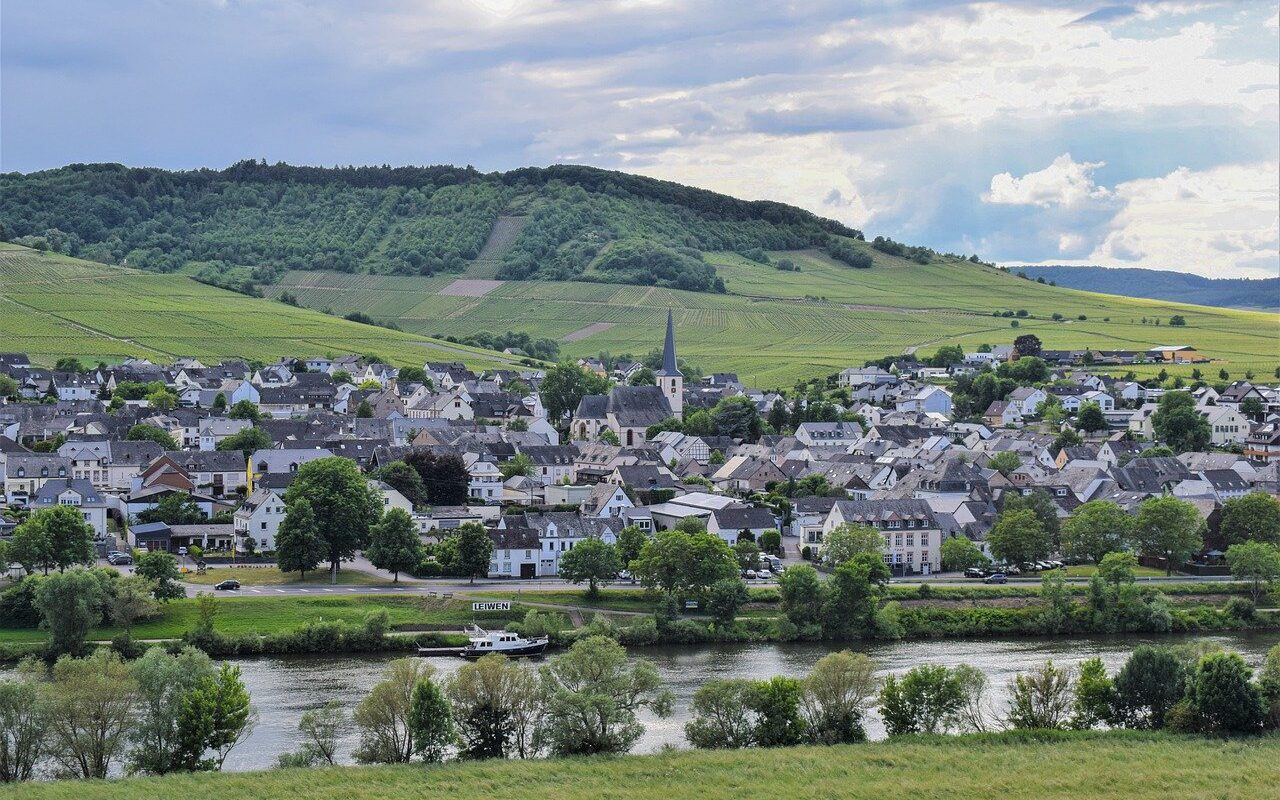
[628,366,656,385]
[940,536,988,572]
[557,538,622,597]
[710,396,762,442]
[1077,401,1107,433]
[450,523,495,584]
[1151,391,1211,452]
[372,461,427,509]
[759,529,782,555]
[1002,489,1061,550]
[12,506,94,574]
[1013,334,1042,357]
[988,451,1021,476]
[446,653,542,760]
[778,564,825,628]
[216,426,272,458]
[295,702,346,766]
[1219,492,1280,546]
[767,399,790,434]
[1071,657,1116,730]
[749,676,806,747]
[1113,646,1185,729]
[1184,652,1265,734]
[410,451,469,506]
[354,399,374,418]
[1052,428,1082,453]
[227,400,262,421]
[801,651,878,744]
[366,508,424,583]
[734,538,761,571]
[211,392,227,411]
[1005,661,1073,730]
[540,361,610,421]
[174,663,256,771]
[821,523,882,567]
[539,635,672,756]
[706,578,750,625]
[33,568,110,657]
[0,374,18,399]
[354,659,432,764]
[1226,542,1280,603]
[146,387,178,411]
[0,673,46,782]
[1134,496,1203,575]
[274,498,326,582]
[822,553,890,638]
[631,528,739,598]
[1097,551,1138,586]
[126,423,178,449]
[499,452,536,481]
[135,550,186,600]
[615,525,648,569]
[44,650,136,778]
[987,509,1050,566]
[1062,501,1134,564]
[879,665,966,736]
[950,664,995,733]
[107,575,158,651]
[284,457,383,579]
[136,492,206,525]
[129,646,216,775]
[407,674,454,763]
[685,679,756,749]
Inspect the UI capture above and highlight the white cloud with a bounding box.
[985,154,1111,208]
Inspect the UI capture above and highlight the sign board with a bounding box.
[472,601,512,612]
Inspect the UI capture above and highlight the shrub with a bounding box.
[1224,596,1256,620]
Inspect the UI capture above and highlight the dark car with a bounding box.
[213,579,241,591]
[983,573,1008,584]
[963,567,987,579]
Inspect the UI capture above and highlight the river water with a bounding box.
[220,631,1279,771]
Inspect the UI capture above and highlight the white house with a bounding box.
[233,486,287,552]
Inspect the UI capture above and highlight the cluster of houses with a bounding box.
[1,324,1277,580]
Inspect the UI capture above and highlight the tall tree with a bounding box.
[12,506,95,574]
[33,568,111,658]
[801,650,878,744]
[126,423,179,449]
[1219,492,1280,546]
[407,675,454,763]
[45,650,137,779]
[0,673,46,782]
[446,653,543,760]
[373,461,427,508]
[135,550,185,600]
[449,523,494,584]
[820,523,883,567]
[354,659,433,764]
[1226,542,1280,603]
[987,509,1050,567]
[129,646,216,775]
[1151,391,1211,452]
[283,457,383,579]
[540,361,611,422]
[174,663,256,771]
[1134,496,1204,575]
[1062,500,1134,564]
[274,498,326,582]
[557,538,622,597]
[632,528,739,598]
[366,508,424,583]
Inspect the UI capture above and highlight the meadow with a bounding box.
[267,243,1279,387]
[0,245,522,371]
[9,732,1278,800]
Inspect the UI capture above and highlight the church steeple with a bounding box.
[655,309,683,419]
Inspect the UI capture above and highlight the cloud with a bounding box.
[985,154,1112,208]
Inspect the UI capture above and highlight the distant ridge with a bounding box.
[1015,266,1279,311]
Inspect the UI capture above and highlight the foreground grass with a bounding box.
[1062,564,1169,578]
[181,567,394,587]
[0,595,524,644]
[10,732,1279,800]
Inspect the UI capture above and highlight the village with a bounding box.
[2,313,1277,585]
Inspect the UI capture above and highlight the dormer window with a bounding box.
[16,468,24,477]
[40,467,48,477]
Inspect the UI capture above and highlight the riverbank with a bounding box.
[8,731,1278,800]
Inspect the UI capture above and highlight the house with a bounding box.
[1245,423,1280,464]
[710,454,787,495]
[247,448,333,493]
[795,422,862,448]
[198,418,253,451]
[1007,387,1047,417]
[4,454,71,504]
[791,495,839,547]
[502,511,618,577]
[233,486,288,552]
[31,478,109,539]
[1201,405,1249,446]
[838,366,897,387]
[465,455,502,502]
[520,445,577,486]
[706,505,777,546]
[1148,346,1208,364]
[486,526,542,579]
[983,400,1023,429]
[897,385,952,417]
[582,482,633,518]
[823,498,942,576]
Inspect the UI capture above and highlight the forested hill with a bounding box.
[1016,266,1280,311]
[0,161,877,294]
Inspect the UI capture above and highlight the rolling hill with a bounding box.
[1,162,1276,385]
[0,244,523,371]
[1015,266,1280,311]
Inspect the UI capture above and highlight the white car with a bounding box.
[756,569,773,580]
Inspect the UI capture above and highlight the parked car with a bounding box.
[744,569,758,579]
[756,569,773,580]
[213,579,241,591]
[983,573,1008,584]
[106,552,133,565]
[964,567,987,579]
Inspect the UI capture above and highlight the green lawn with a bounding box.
[1062,564,1170,578]
[0,595,525,644]
[8,733,1278,800]
[181,567,394,587]
[266,244,1278,385]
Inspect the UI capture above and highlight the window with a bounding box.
[906,533,914,546]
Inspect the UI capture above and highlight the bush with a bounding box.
[1224,596,1256,620]
[0,579,41,627]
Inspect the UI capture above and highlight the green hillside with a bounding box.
[0,245,521,371]
[8,733,1278,800]
[267,245,1279,386]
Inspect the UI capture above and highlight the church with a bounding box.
[572,310,683,446]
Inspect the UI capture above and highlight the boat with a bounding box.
[457,625,549,659]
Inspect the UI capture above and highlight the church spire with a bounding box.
[657,309,680,377]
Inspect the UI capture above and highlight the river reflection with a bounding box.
[221,631,1280,772]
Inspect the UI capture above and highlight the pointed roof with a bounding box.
[657,309,681,377]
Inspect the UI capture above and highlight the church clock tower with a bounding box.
[655,309,683,420]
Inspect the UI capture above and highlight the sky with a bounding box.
[2,0,1277,278]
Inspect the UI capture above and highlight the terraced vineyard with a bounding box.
[268,243,1279,386]
[0,245,522,371]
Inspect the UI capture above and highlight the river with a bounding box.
[218,631,1279,771]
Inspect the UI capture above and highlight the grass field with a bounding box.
[0,594,524,644]
[179,567,394,587]
[0,245,523,371]
[266,243,1279,386]
[9,732,1278,800]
